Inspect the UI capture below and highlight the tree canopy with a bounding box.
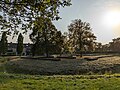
[0,0,71,34]
[30,17,64,56]
[68,19,96,57]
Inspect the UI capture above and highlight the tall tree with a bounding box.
[30,18,59,57]
[68,19,96,57]
[0,32,8,55]
[17,33,24,55]
[51,31,64,55]
[0,0,71,34]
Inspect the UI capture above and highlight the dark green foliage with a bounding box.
[52,31,64,54]
[0,32,8,55]
[30,18,64,56]
[31,44,36,56]
[0,0,71,34]
[17,33,24,55]
[0,0,71,56]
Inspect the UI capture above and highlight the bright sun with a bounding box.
[103,10,120,28]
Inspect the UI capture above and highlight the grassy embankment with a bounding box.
[0,55,120,90]
[4,55,120,75]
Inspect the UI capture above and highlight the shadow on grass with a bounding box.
[4,58,120,75]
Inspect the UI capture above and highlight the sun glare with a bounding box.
[102,10,120,28]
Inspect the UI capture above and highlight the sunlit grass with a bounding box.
[0,73,120,90]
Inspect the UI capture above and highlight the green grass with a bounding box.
[0,73,120,90]
[0,55,120,90]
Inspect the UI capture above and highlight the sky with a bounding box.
[53,0,120,44]
[8,0,120,44]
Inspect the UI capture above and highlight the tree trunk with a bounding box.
[44,29,49,57]
[79,33,82,57]
[80,51,82,57]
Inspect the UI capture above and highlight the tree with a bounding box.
[52,31,64,55]
[109,38,120,52]
[102,44,110,52]
[30,18,62,57]
[68,19,96,57]
[0,0,71,34]
[0,32,8,55]
[17,33,24,55]
[62,32,70,53]
[95,42,103,52]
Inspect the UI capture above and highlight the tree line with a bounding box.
[95,38,120,53]
[29,18,97,57]
[0,18,97,57]
[0,0,119,57]
[1,18,120,57]
[0,0,71,56]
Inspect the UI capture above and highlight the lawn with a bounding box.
[0,55,120,90]
[0,73,120,90]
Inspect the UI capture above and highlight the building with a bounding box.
[7,42,32,55]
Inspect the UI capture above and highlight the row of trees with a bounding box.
[30,19,97,57]
[1,0,119,57]
[0,1,95,57]
[0,0,71,56]
[0,18,97,57]
[0,32,24,55]
[96,37,120,53]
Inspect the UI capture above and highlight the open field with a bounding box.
[0,73,120,90]
[3,55,120,75]
[0,55,120,90]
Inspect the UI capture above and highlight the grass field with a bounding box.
[0,73,120,90]
[0,55,120,90]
